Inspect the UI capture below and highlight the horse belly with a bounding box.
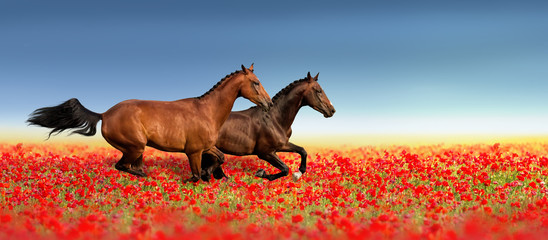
[146,139,186,152]
[145,127,188,152]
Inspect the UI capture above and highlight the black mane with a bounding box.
[195,70,243,99]
[251,77,309,109]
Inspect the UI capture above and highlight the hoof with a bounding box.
[183,176,200,183]
[201,173,212,182]
[213,167,228,180]
[115,163,129,172]
[127,168,147,177]
[115,164,146,177]
[292,171,303,181]
[255,169,266,178]
[134,170,148,178]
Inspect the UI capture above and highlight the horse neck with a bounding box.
[199,77,242,129]
[271,87,306,131]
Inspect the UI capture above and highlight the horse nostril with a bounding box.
[331,109,336,114]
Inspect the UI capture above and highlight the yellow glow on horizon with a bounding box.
[4,129,548,149]
[291,134,548,148]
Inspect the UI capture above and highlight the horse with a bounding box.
[201,72,335,181]
[27,64,273,182]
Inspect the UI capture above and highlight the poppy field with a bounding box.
[1,142,548,239]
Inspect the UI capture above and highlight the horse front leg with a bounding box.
[278,142,307,180]
[279,142,308,173]
[184,151,203,183]
[255,153,289,181]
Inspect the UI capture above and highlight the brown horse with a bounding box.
[27,64,273,182]
[202,72,335,181]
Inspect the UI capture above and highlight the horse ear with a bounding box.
[307,72,312,81]
[249,63,254,72]
[241,64,248,74]
[314,73,319,81]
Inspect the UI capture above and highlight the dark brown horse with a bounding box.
[202,72,335,181]
[27,64,273,182]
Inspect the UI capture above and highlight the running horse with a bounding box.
[202,72,335,181]
[27,64,273,182]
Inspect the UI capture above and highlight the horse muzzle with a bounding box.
[323,107,335,118]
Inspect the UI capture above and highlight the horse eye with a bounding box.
[316,89,322,93]
[253,82,259,86]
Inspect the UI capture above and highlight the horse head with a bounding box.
[238,64,273,112]
[302,72,335,118]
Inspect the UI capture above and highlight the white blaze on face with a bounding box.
[292,171,303,181]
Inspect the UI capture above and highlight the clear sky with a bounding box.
[2,0,548,141]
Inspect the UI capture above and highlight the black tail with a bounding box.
[27,98,102,138]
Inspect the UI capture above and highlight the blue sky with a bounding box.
[2,0,548,140]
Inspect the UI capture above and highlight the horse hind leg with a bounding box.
[212,164,228,180]
[115,152,147,177]
[131,154,147,177]
[114,155,131,172]
[200,153,215,182]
